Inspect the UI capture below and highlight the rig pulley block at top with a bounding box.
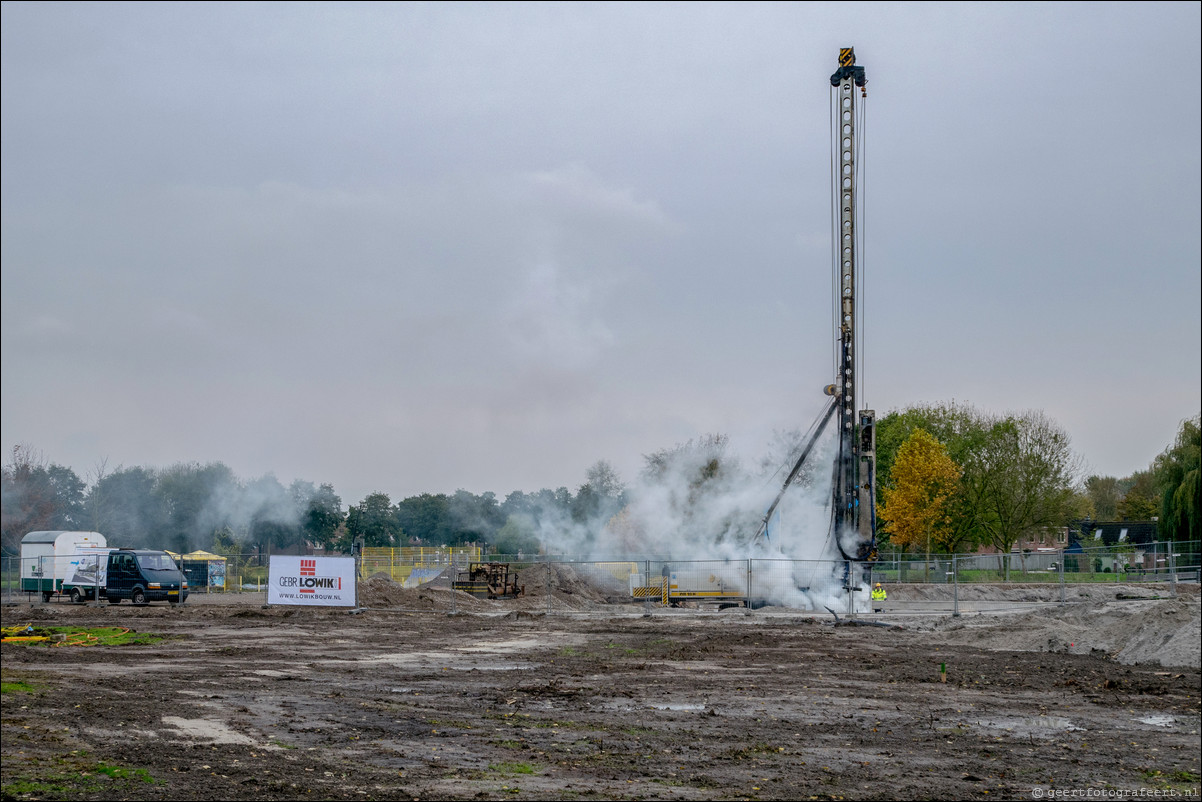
[830,47,867,92]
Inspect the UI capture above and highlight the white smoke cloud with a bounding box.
[528,428,873,612]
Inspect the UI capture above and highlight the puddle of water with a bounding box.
[648,703,706,712]
[455,665,531,671]
[1138,715,1176,727]
[1032,717,1085,731]
[977,717,1085,733]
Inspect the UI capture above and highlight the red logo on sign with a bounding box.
[300,559,316,577]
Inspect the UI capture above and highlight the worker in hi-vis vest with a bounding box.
[871,582,887,613]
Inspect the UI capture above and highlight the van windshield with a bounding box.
[136,554,178,572]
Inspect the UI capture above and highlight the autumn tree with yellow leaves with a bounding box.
[879,429,962,573]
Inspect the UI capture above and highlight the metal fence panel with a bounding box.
[4,541,1197,612]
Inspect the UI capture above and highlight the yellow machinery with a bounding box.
[452,563,524,599]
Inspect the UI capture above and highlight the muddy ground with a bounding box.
[2,584,1200,801]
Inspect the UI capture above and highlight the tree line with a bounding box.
[0,446,626,559]
[875,405,1200,556]
[4,405,1197,560]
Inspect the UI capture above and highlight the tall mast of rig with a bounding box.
[829,47,877,562]
[750,49,880,567]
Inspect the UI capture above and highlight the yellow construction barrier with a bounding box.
[633,578,669,605]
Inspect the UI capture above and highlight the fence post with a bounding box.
[1059,549,1066,607]
[1168,549,1178,598]
[746,558,752,609]
[845,561,855,618]
[546,563,553,615]
[952,555,960,618]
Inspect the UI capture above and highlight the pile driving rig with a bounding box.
[755,48,878,571]
[829,47,877,564]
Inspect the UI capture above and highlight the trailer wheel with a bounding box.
[108,597,120,605]
[42,591,53,603]
[131,588,148,606]
[70,588,84,604]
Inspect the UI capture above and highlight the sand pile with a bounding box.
[358,572,491,612]
[355,564,632,612]
[929,596,1201,668]
[516,563,634,610]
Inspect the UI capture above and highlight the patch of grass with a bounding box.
[92,762,154,782]
[489,761,537,776]
[3,626,170,648]
[1,753,159,800]
[495,739,525,749]
[1142,769,1200,791]
[2,777,78,798]
[60,626,169,646]
[0,670,43,698]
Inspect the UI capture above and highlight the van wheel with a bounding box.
[131,589,148,606]
[70,588,84,604]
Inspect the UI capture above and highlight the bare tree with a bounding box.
[86,457,111,532]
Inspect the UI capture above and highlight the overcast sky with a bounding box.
[3,2,1199,506]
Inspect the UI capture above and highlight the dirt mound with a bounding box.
[511,563,635,610]
[358,573,490,612]
[2,605,61,622]
[930,596,1201,668]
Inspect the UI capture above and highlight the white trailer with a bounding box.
[20,531,109,602]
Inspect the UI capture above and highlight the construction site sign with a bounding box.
[267,556,357,607]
